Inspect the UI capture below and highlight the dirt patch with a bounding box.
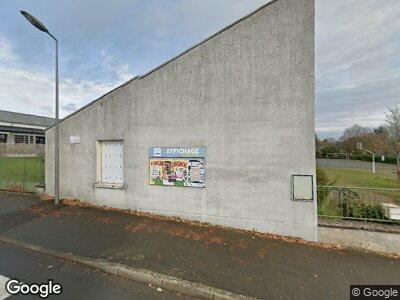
[125,220,229,246]
[94,215,116,225]
[232,256,245,265]
[49,208,78,218]
[58,198,348,253]
[60,199,93,208]
[236,239,249,250]
[21,205,53,217]
[125,222,149,233]
[8,184,24,193]
[49,207,114,225]
[256,248,268,258]
[39,195,54,202]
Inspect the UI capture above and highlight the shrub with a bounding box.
[316,166,329,186]
[340,200,384,219]
[337,187,385,220]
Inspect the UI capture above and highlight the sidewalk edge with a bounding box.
[0,235,258,300]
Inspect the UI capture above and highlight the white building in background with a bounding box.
[0,110,54,155]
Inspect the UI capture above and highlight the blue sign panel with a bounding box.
[149,147,206,158]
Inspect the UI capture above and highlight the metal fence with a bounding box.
[317,186,400,224]
[0,156,45,193]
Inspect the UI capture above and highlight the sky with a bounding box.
[0,0,399,138]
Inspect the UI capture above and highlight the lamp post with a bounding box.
[365,149,376,174]
[20,11,60,204]
[357,142,376,174]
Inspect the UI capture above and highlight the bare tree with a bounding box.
[341,124,371,140]
[384,106,400,178]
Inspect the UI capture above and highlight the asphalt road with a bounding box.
[0,242,190,300]
[1,191,400,299]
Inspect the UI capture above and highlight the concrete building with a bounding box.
[46,0,316,240]
[0,110,54,156]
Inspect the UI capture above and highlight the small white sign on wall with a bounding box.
[69,136,81,144]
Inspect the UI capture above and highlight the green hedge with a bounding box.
[318,187,386,220]
[350,154,398,165]
[316,153,399,165]
[340,198,385,220]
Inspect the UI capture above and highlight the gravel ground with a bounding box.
[318,217,400,234]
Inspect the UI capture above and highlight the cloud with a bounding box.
[316,0,400,137]
[0,0,268,118]
[2,0,399,137]
[0,34,16,63]
[61,103,78,113]
[100,51,132,83]
[0,34,133,118]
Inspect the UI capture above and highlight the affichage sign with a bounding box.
[149,147,206,188]
[149,147,206,158]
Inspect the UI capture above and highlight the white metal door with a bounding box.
[101,141,123,183]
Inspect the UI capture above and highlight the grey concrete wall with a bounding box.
[318,226,400,255]
[46,0,316,240]
[0,132,45,155]
[0,143,45,156]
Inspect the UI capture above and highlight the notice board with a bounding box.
[149,147,205,188]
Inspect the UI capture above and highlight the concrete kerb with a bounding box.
[0,235,257,300]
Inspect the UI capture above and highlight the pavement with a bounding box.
[0,242,190,300]
[0,191,400,299]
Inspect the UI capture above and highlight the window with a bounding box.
[15,134,30,144]
[0,133,7,143]
[36,136,45,144]
[100,141,124,184]
[14,134,37,144]
[292,175,314,201]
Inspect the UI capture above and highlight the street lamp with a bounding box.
[20,11,60,205]
[357,142,376,174]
